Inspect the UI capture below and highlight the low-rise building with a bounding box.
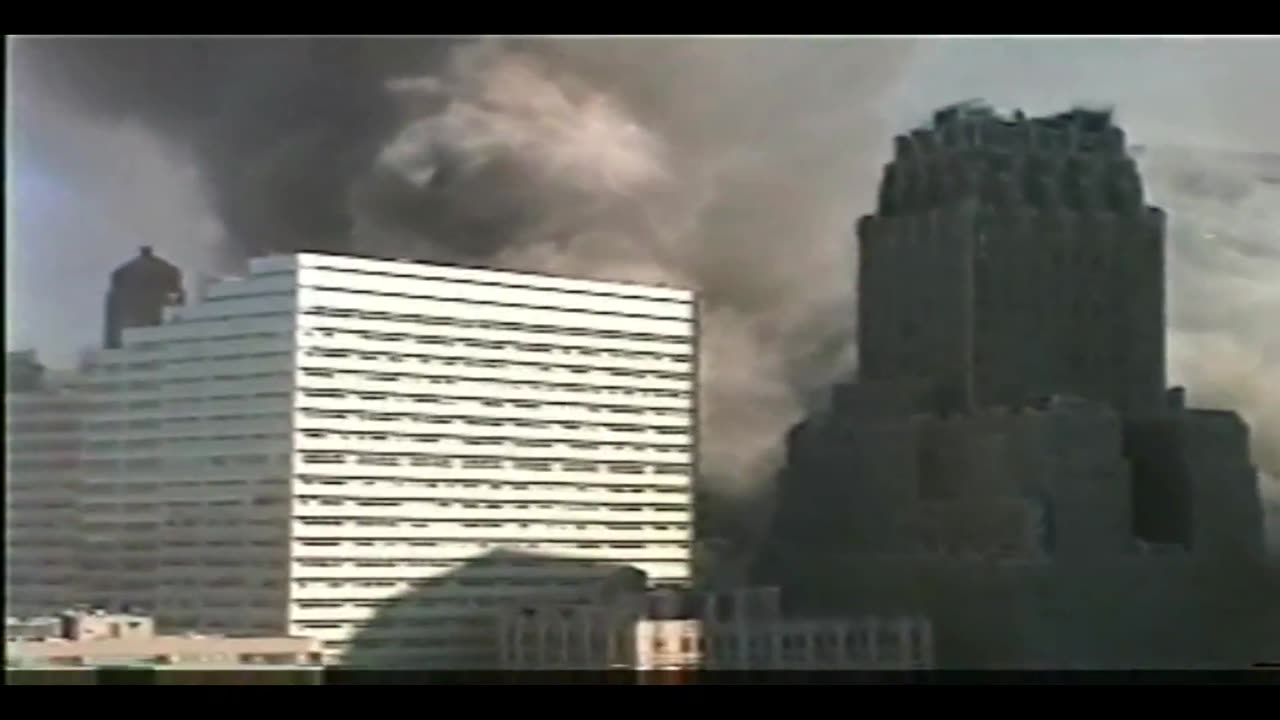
[497,578,933,670]
[6,610,323,668]
[6,616,63,642]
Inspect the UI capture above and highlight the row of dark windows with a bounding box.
[299,409,688,434]
[302,347,691,381]
[299,430,688,452]
[297,477,686,493]
[125,333,286,353]
[305,284,689,326]
[91,373,291,392]
[303,336,690,366]
[303,306,689,346]
[296,517,687,531]
[88,413,292,432]
[299,368,690,400]
[298,391,687,417]
[295,552,684,569]
[299,452,689,473]
[83,456,282,470]
[305,262,690,305]
[5,421,83,434]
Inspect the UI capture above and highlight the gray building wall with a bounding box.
[761,104,1274,670]
[856,106,1166,416]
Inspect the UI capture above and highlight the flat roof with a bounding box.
[289,252,696,302]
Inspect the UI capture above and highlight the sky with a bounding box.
[889,36,1280,153]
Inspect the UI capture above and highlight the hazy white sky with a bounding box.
[889,36,1280,153]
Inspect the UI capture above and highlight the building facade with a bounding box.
[857,104,1166,416]
[759,104,1272,669]
[499,582,933,671]
[6,610,322,668]
[78,252,697,667]
[5,353,89,617]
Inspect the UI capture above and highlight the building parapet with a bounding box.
[496,578,933,671]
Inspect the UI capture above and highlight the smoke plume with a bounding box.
[11,37,915,547]
[14,37,1277,553]
[1139,149,1280,472]
[1138,147,1280,547]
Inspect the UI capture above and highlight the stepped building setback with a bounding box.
[757,103,1274,669]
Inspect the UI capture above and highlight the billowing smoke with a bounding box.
[11,37,915,551]
[16,37,1276,560]
[1136,147,1280,546]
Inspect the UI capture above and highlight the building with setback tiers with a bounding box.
[79,252,697,667]
[756,103,1274,669]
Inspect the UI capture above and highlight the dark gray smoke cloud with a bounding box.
[10,36,916,553]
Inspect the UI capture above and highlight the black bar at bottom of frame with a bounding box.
[321,669,1279,685]
[4,668,1277,685]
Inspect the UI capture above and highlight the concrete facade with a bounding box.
[759,104,1275,669]
[76,252,697,667]
[6,610,322,668]
[498,580,933,671]
[4,354,89,617]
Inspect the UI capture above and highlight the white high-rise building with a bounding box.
[79,252,697,666]
[5,354,89,617]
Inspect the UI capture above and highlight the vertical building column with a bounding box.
[868,617,880,667]
[899,617,915,669]
[502,617,515,669]
[537,614,548,668]
[805,622,818,669]
[607,620,618,668]
[921,618,934,668]
[560,615,570,669]
[770,625,783,670]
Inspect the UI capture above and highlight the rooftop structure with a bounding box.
[102,247,185,349]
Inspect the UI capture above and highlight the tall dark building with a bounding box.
[856,102,1165,415]
[756,104,1274,669]
[103,247,185,349]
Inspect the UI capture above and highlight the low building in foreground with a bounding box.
[6,610,323,668]
[497,574,933,670]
